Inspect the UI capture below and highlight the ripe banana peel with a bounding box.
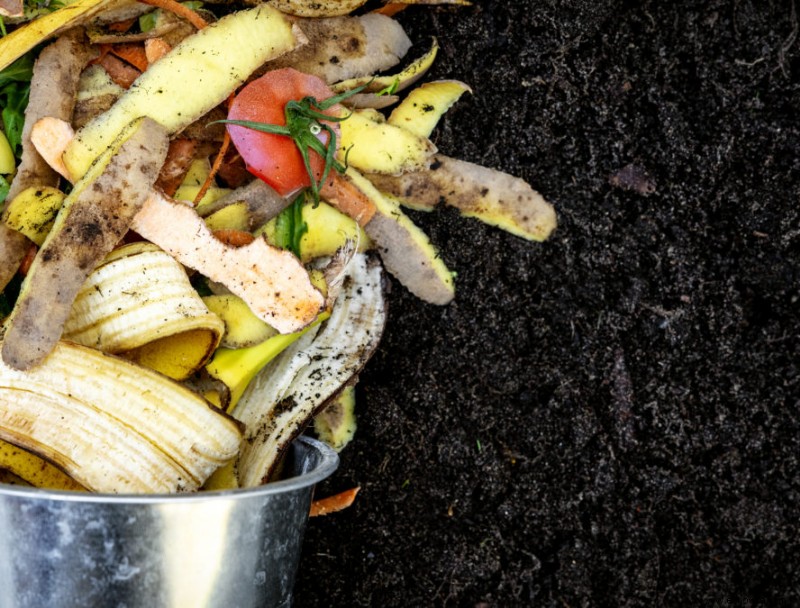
[232,253,387,487]
[0,341,242,493]
[63,242,225,380]
[332,36,440,96]
[204,258,337,410]
[314,385,357,452]
[202,293,278,349]
[205,310,331,411]
[0,438,85,491]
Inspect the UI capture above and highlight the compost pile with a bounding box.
[296,0,800,605]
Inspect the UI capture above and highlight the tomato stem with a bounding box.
[213,81,370,205]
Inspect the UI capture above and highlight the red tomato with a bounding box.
[226,68,342,197]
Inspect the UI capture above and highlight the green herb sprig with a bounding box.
[0,54,33,207]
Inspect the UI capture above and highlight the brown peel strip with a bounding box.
[0,29,95,293]
[367,154,558,242]
[28,118,323,336]
[2,118,169,370]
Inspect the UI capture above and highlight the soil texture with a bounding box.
[296,1,800,606]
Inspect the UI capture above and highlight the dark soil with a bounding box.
[295,1,800,606]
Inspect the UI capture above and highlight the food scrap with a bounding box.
[0,0,556,494]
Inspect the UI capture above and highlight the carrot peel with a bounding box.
[212,228,255,248]
[309,486,360,517]
[139,0,208,30]
[109,43,149,72]
[320,172,376,226]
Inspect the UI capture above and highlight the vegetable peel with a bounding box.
[27,116,326,336]
[2,116,169,370]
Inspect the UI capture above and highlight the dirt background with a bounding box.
[295,1,800,606]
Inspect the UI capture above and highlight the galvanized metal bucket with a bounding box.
[0,435,338,608]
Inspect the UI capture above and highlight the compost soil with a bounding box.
[295,1,800,606]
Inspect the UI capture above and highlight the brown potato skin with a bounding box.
[0,29,94,293]
[1,118,169,370]
[368,154,558,242]
[263,14,411,84]
[364,211,454,305]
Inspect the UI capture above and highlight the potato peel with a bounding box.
[368,154,558,242]
[1,117,169,370]
[0,29,93,294]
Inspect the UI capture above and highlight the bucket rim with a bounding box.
[0,435,339,504]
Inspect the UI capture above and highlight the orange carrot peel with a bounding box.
[194,117,232,206]
[212,228,256,248]
[374,3,408,16]
[320,172,376,226]
[139,0,208,30]
[309,486,361,517]
[109,43,149,72]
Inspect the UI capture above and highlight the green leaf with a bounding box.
[291,193,308,254]
[213,119,291,137]
[21,0,65,21]
[2,82,29,156]
[376,78,400,97]
[274,204,292,252]
[0,174,10,205]
[139,9,159,33]
[0,55,33,89]
[274,193,307,258]
[0,54,33,159]
[317,80,372,109]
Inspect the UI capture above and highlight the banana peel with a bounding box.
[202,294,278,350]
[0,0,128,71]
[331,37,439,97]
[0,437,85,491]
[63,242,224,381]
[205,310,331,411]
[0,340,242,494]
[314,385,357,452]
[231,253,387,487]
[2,186,66,246]
[387,79,472,138]
[338,109,436,175]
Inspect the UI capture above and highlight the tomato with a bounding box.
[226,68,343,197]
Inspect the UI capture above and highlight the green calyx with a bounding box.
[215,83,367,205]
